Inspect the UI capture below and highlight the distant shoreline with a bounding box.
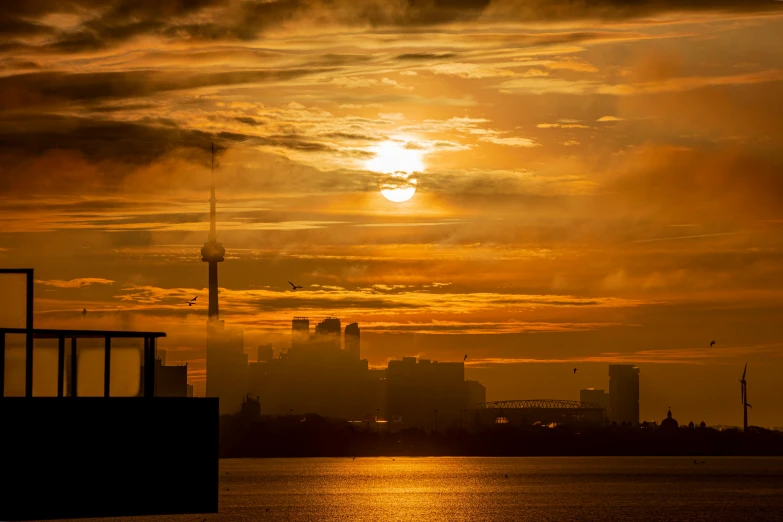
[220,414,783,459]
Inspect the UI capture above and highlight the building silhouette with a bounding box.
[345,322,360,360]
[201,144,248,415]
[465,380,486,407]
[609,365,640,426]
[387,357,465,431]
[247,317,381,420]
[313,317,341,350]
[660,408,679,433]
[580,388,609,415]
[257,344,273,363]
[291,317,310,350]
[138,358,189,397]
[246,317,485,426]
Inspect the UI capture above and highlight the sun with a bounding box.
[365,140,424,202]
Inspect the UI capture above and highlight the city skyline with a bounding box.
[1,0,783,427]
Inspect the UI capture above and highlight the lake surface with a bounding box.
[69,457,783,521]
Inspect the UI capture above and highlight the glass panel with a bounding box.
[3,334,26,397]
[110,339,142,397]
[32,339,58,397]
[75,339,104,397]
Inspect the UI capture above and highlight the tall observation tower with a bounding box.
[201,143,225,322]
[201,144,247,413]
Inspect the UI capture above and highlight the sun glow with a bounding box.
[365,140,424,202]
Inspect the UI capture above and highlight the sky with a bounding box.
[1,0,782,426]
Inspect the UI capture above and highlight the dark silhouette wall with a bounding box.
[0,397,218,520]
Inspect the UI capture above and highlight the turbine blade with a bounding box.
[742,362,747,381]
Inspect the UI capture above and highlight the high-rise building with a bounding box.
[387,357,465,431]
[345,323,360,360]
[257,344,273,363]
[249,318,377,420]
[291,317,310,350]
[580,388,609,414]
[137,359,188,397]
[608,365,640,425]
[465,380,486,407]
[202,143,248,415]
[314,317,341,351]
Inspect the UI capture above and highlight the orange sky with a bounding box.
[1,0,782,426]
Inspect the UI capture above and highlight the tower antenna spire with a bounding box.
[209,143,217,243]
[201,142,225,321]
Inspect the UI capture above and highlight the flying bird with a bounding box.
[188,296,198,306]
[464,354,468,361]
[573,368,578,374]
[289,281,303,290]
[710,340,716,347]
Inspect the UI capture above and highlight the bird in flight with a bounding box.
[710,340,716,347]
[188,296,198,306]
[464,354,468,361]
[573,368,578,374]
[289,281,303,290]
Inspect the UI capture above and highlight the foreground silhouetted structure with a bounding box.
[0,269,218,521]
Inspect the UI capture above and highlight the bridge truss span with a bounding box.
[471,399,603,410]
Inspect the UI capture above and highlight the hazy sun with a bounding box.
[365,140,424,202]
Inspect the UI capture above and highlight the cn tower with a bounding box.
[201,143,225,323]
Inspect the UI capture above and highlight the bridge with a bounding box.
[468,399,606,428]
[471,400,603,410]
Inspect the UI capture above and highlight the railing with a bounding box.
[0,268,165,398]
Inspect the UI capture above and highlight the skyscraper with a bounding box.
[580,388,609,413]
[314,317,341,350]
[202,144,248,414]
[345,322,360,360]
[291,317,310,350]
[608,365,640,426]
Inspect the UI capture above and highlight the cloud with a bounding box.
[478,136,540,147]
[36,278,115,288]
[597,115,623,122]
[498,70,783,96]
[469,343,781,365]
[537,123,591,129]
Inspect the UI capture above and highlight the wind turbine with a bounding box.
[739,363,749,432]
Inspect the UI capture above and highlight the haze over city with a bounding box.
[2,0,783,428]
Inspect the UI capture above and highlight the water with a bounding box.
[71,457,783,521]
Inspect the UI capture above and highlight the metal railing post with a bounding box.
[70,338,78,397]
[25,269,34,397]
[104,336,111,398]
[57,335,65,397]
[0,333,5,397]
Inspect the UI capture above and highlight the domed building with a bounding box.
[660,408,679,433]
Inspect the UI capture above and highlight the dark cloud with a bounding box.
[395,53,457,61]
[0,114,231,163]
[1,0,777,59]
[0,68,331,110]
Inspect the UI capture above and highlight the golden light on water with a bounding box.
[365,141,423,203]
